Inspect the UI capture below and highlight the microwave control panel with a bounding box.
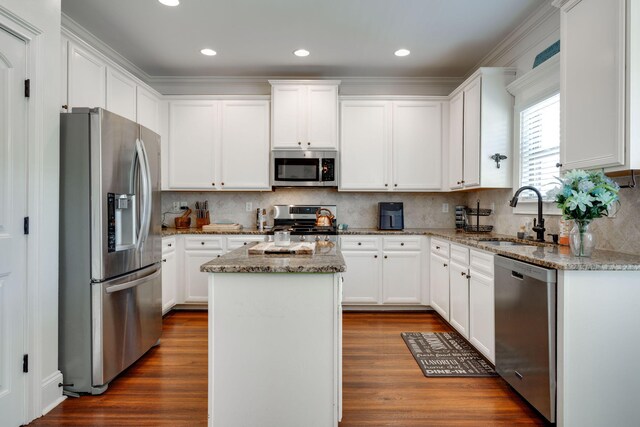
[321,159,335,182]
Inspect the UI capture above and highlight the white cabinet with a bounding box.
[449,261,470,338]
[270,81,339,149]
[136,86,160,133]
[168,101,218,189]
[182,236,225,304]
[219,101,270,190]
[161,237,177,314]
[381,251,422,304]
[468,249,495,363]
[556,0,639,172]
[166,99,270,191]
[106,67,136,121]
[340,250,381,304]
[67,43,106,110]
[226,235,265,252]
[448,68,515,190]
[429,252,450,320]
[339,236,424,306]
[340,99,444,191]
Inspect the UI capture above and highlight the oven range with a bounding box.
[271,205,337,242]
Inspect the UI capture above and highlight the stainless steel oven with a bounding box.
[271,150,337,187]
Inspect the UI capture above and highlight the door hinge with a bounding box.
[24,79,30,98]
[23,354,28,373]
[24,217,29,235]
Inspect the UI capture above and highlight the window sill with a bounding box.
[512,201,561,216]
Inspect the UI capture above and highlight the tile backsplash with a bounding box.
[162,189,467,229]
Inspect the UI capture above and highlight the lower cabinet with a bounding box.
[449,260,470,339]
[161,237,177,315]
[429,252,450,320]
[469,250,495,363]
[184,249,223,303]
[339,236,424,306]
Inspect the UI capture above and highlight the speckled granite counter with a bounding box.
[162,227,268,236]
[340,228,640,271]
[200,242,346,273]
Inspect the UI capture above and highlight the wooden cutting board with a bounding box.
[248,242,316,255]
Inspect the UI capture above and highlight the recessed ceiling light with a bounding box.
[394,49,411,57]
[293,49,310,57]
[200,48,217,56]
[158,0,180,6]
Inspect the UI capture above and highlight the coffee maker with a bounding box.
[378,202,404,230]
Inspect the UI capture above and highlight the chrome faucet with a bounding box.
[509,186,546,242]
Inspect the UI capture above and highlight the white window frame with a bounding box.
[507,55,561,216]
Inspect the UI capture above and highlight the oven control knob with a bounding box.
[324,236,330,242]
[315,235,321,242]
[300,235,306,242]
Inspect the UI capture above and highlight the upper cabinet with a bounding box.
[270,80,339,149]
[448,68,516,190]
[67,42,106,110]
[136,86,161,133]
[340,98,444,191]
[106,67,137,122]
[166,99,270,191]
[555,0,639,172]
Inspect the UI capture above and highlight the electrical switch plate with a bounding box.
[442,203,449,213]
[245,202,252,212]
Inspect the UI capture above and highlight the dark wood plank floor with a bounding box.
[30,311,546,426]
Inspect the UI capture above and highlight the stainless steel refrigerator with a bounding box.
[59,108,162,395]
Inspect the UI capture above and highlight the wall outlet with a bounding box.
[179,201,188,210]
[442,203,449,213]
[490,202,496,212]
[172,202,181,211]
[245,202,252,212]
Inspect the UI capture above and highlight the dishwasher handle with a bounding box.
[511,271,524,280]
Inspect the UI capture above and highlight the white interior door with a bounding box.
[0,27,28,426]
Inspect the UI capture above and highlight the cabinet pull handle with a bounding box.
[443,263,448,267]
[556,162,563,168]
[436,246,440,249]
[168,243,172,247]
[162,259,167,262]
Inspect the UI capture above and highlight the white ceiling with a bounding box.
[61,0,543,78]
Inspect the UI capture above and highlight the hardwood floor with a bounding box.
[30,311,546,426]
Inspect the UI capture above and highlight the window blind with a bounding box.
[519,93,560,201]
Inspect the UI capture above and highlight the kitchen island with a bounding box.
[201,242,345,427]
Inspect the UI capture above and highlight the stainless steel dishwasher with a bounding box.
[494,256,557,423]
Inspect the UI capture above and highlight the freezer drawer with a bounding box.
[91,264,162,387]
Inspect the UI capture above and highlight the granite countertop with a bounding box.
[341,228,640,271]
[200,242,346,274]
[162,227,268,236]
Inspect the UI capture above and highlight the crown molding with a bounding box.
[507,54,559,99]
[468,1,559,76]
[62,12,153,83]
[551,0,571,8]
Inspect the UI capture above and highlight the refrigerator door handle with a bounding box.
[105,266,161,294]
[135,138,152,251]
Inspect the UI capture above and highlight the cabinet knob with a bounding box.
[307,142,311,146]
[212,182,215,186]
[436,246,440,249]
[461,271,466,276]
[62,104,68,110]
[298,142,302,145]
[394,184,398,187]
[556,163,563,168]
[400,242,404,246]
[374,255,378,258]
[221,182,224,186]
[162,259,167,262]
[384,183,388,187]
[201,242,205,245]
[384,255,388,259]
[243,242,247,245]
[443,263,448,267]
[358,242,362,246]
[217,255,221,258]
[466,274,471,279]
[461,180,465,184]
[168,243,172,247]
[457,181,461,185]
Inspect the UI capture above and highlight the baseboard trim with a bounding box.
[41,371,65,415]
[342,305,434,312]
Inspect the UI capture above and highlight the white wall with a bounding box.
[0,0,63,421]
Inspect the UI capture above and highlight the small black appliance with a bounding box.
[378,202,404,230]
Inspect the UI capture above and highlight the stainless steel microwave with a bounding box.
[271,150,338,187]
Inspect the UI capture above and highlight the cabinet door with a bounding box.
[560,0,626,170]
[429,252,450,320]
[106,68,137,122]
[220,100,270,190]
[382,251,421,304]
[341,251,381,304]
[168,101,218,189]
[68,43,106,110]
[272,85,306,148]
[448,91,464,189]
[136,86,160,133]
[339,101,391,191]
[449,261,470,339]
[463,77,481,188]
[184,250,222,303]
[307,85,338,149]
[161,250,176,314]
[226,235,265,252]
[469,270,495,363]
[392,101,442,190]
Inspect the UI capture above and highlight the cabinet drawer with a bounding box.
[340,236,379,251]
[450,244,469,265]
[430,238,450,258]
[383,236,421,251]
[227,235,266,251]
[162,237,176,253]
[184,236,225,250]
[470,249,494,277]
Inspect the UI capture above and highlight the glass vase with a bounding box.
[569,220,595,257]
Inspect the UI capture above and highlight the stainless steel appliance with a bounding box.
[378,202,404,230]
[59,108,162,395]
[495,256,557,422]
[271,150,337,187]
[272,205,337,242]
